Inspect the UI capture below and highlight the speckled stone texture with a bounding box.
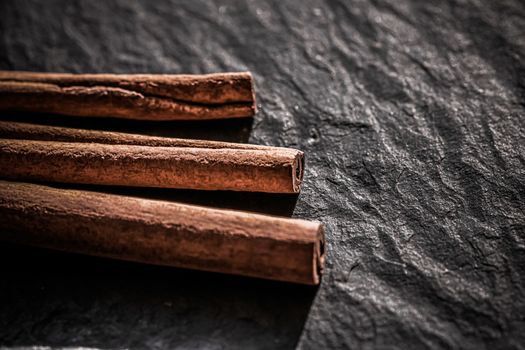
[0,0,524,349]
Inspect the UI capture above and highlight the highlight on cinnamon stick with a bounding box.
[0,71,256,120]
[0,181,325,285]
[0,137,304,193]
[0,121,272,150]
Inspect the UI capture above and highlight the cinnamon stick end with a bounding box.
[292,151,305,193]
[312,223,326,285]
[246,72,257,116]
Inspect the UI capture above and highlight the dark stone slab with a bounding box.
[0,0,524,349]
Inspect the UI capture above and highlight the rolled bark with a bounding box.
[0,71,256,120]
[0,121,272,150]
[0,138,304,193]
[0,181,325,285]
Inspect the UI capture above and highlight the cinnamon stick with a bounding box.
[0,121,271,150]
[0,138,304,193]
[0,71,256,120]
[0,181,325,284]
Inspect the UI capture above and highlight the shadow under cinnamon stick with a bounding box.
[0,112,254,143]
[33,181,300,217]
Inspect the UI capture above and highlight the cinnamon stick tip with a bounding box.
[292,151,305,192]
[246,71,257,115]
[313,223,326,285]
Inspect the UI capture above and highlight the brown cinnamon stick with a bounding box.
[0,121,271,150]
[0,181,325,284]
[0,138,304,193]
[0,71,256,120]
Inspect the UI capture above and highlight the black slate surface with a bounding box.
[0,0,524,349]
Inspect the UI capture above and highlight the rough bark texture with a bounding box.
[0,121,279,150]
[0,181,324,285]
[0,71,256,120]
[0,139,303,193]
[0,0,524,349]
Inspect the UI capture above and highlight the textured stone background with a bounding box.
[0,0,524,349]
